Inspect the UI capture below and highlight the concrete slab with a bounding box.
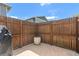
[13,43,79,56]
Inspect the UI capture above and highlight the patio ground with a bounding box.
[13,43,79,56]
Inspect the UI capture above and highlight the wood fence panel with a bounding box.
[43,34,51,44]
[22,22,35,34]
[38,17,77,51]
[27,34,34,44]
[21,34,28,46]
[71,36,76,50]
[38,24,51,33]
[12,35,21,50]
[0,21,6,25]
[7,22,13,34]
[13,20,21,35]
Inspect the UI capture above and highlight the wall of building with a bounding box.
[0,5,7,16]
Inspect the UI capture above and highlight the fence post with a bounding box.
[50,23,53,45]
[76,17,78,53]
[35,23,39,36]
[20,21,23,47]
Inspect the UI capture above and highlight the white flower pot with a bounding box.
[34,37,41,45]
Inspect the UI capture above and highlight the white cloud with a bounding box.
[40,3,51,6]
[8,16,25,20]
[47,10,58,21]
[9,16,30,20]
[9,16,19,19]
[46,16,58,20]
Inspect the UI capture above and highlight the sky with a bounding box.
[7,3,79,21]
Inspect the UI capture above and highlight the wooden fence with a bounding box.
[0,16,79,53]
[37,17,77,51]
[0,16,36,50]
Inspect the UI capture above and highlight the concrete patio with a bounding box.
[13,43,79,56]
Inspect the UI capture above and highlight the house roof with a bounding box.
[0,3,11,11]
[26,16,48,23]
